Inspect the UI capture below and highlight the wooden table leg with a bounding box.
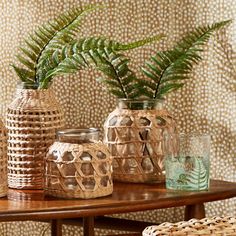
[184,203,205,220]
[83,216,95,236]
[51,219,62,236]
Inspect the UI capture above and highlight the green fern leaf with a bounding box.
[97,50,138,98]
[24,39,41,55]
[13,5,102,86]
[38,35,159,89]
[20,47,37,62]
[11,65,35,82]
[130,84,154,99]
[141,67,159,82]
[157,83,184,97]
[134,79,156,90]
[16,55,35,70]
[96,77,120,88]
[95,49,137,98]
[107,88,126,98]
[97,62,117,79]
[139,20,231,98]
[121,74,136,86]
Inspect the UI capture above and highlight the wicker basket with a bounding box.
[0,119,7,197]
[6,88,64,189]
[104,99,178,183]
[45,141,113,199]
[142,216,236,236]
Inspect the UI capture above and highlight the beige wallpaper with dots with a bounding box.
[0,0,235,235]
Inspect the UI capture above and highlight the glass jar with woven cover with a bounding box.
[104,99,178,183]
[0,118,7,197]
[6,82,64,189]
[45,128,113,199]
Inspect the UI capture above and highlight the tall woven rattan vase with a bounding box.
[6,85,64,189]
[104,99,178,183]
[0,119,7,196]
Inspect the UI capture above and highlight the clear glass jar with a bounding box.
[57,128,100,183]
[165,133,210,191]
[45,128,113,199]
[104,99,178,183]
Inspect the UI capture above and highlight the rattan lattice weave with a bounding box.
[0,119,7,197]
[6,88,64,189]
[142,216,236,236]
[104,108,178,183]
[45,142,113,199]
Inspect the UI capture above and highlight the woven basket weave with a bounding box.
[45,141,113,199]
[142,216,236,236]
[6,88,64,189]
[0,119,7,197]
[104,107,178,183]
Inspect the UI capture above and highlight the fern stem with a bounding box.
[114,72,128,98]
[100,52,128,98]
[154,70,165,99]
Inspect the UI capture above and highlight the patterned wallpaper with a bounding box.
[0,0,235,235]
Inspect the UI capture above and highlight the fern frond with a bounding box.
[39,43,137,97]
[37,5,104,73]
[11,65,35,83]
[96,49,138,98]
[139,20,231,98]
[38,36,159,89]
[38,34,163,81]
[13,5,102,85]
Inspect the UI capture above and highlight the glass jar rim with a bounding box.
[57,128,100,137]
[118,98,164,103]
[117,98,164,110]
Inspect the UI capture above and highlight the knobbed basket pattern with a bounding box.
[45,142,113,199]
[142,216,236,236]
[0,119,7,197]
[104,108,178,183]
[6,88,64,189]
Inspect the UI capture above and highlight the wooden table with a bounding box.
[1,179,236,236]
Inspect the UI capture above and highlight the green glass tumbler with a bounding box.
[164,133,210,191]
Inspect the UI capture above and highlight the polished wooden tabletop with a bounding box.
[1,179,236,221]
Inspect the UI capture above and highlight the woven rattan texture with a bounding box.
[45,142,113,199]
[0,119,7,197]
[142,216,236,236]
[104,108,177,183]
[6,88,64,189]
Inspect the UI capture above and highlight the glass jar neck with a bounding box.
[16,81,39,90]
[57,128,100,144]
[117,99,164,110]
[16,81,52,90]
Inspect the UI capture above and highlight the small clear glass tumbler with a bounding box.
[164,133,210,191]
